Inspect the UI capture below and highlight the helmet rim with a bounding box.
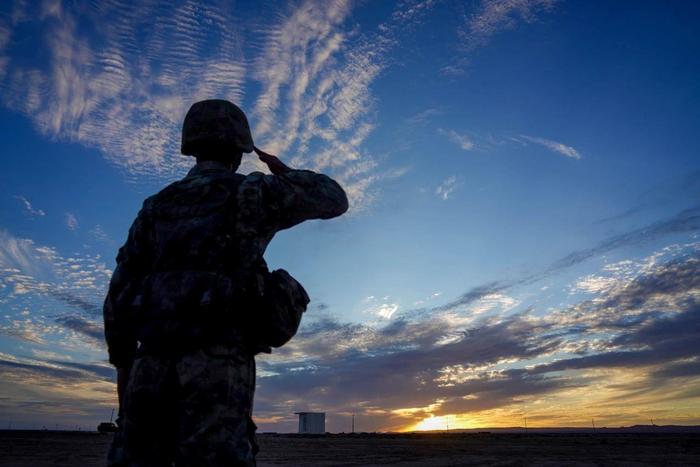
[181,99,254,156]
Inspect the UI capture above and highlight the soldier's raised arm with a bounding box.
[254,146,349,230]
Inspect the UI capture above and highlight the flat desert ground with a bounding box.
[1,430,699,466]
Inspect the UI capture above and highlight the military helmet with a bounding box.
[181,99,254,155]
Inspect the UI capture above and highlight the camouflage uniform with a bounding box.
[104,160,348,466]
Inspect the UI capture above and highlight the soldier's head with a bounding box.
[181,99,254,170]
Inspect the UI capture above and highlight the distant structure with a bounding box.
[295,412,325,434]
[97,408,118,434]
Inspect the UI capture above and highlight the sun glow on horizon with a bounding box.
[405,414,477,432]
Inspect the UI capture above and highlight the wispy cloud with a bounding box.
[363,296,400,320]
[89,224,113,244]
[250,0,437,211]
[0,229,51,276]
[435,175,458,200]
[594,170,700,226]
[0,352,115,429]
[1,0,245,179]
[431,204,700,314]
[516,134,581,159]
[0,0,437,212]
[406,108,441,126]
[546,205,700,272]
[55,315,103,343]
[444,0,558,75]
[14,195,46,217]
[0,230,110,347]
[64,212,78,231]
[463,0,557,50]
[438,128,475,151]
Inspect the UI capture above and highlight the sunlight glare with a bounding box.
[407,414,474,432]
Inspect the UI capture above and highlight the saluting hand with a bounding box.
[254,146,293,175]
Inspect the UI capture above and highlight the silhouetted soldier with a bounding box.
[104,99,348,466]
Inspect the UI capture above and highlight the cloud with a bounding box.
[64,212,78,231]
[2,0,246,179]
[0,352,116,429]
[0,318,55,344]
[0,229,110,345]
[249,0,436,211]
[468,293,519,315]
[363,296,400,320]
[253,243,700,431]
[89,224,113,244]
[55,315,103,342]
[13,195,46,217]
[438,128,475,151]
[434,281,514,312]
[0,230,53,276]
[256,310,565,430]
[461,0,557,51]
[570,275,618,294]
[251,0,352,145]
[435,175,458,200]
[0,355,86,381]
[594,170,700,226]
[1,0,436,212]
[516,134,581,159]
[546,205,700,273]
[434,205,700,318]
[532,305,700,376]
[443,0,558,75]
[406,108,441,125]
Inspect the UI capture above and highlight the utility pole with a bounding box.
[351,414,355,434]
[592,418,596,432]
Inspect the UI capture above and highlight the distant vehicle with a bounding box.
[97,408,118,433]
[97,422,118,433]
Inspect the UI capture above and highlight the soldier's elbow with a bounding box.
[314,175,349,219]
[337,192,349,216]
[328,183,349,218]
[321,194,348,219]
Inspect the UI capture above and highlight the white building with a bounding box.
[295,412,325,434]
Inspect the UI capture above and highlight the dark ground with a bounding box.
[1,430,699,466]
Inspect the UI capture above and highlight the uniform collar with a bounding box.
[187,160,234,177]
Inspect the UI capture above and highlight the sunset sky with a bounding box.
[0,0,699,432]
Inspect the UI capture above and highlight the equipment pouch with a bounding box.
[255,268,309,348]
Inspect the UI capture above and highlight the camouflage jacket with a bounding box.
[103,161,348,367]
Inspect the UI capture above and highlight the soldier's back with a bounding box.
[145,168,246,272]
[112,169,262,467]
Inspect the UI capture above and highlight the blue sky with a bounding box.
[0,0,699,432]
